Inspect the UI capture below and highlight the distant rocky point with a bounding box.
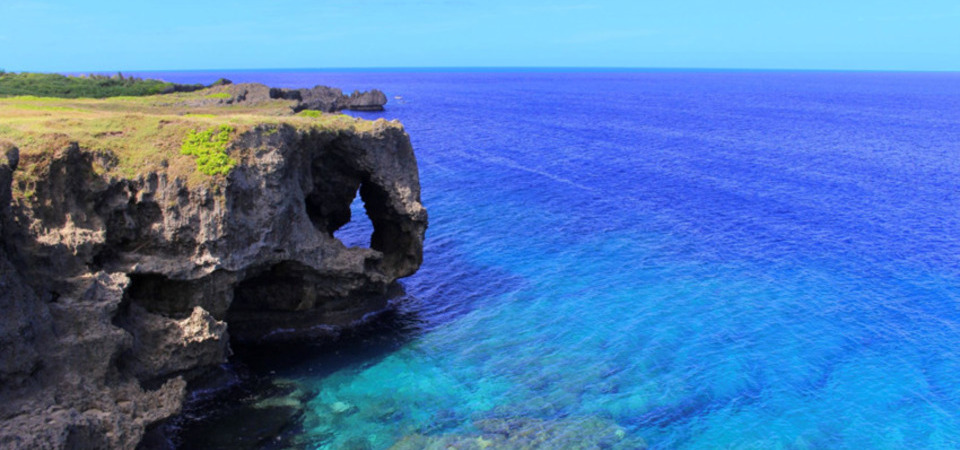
[199,82,389,112]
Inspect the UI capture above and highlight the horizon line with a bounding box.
[11,66,960,75]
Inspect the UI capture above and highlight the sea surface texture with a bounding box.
[139,70,960,448]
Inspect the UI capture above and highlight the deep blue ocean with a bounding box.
[136,70,960,448]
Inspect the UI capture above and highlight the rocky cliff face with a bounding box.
[0,121,426,448]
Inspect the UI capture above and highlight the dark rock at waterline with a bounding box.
[145,373,313,450]
[177,405,302,450]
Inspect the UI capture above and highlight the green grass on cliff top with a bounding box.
[0,87,391,196]
[0,71,206,98]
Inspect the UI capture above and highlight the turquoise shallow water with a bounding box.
[142,70,960,448]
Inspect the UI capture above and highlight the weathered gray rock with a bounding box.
[0,121,426,447]
[197,83,388,112]
[345,89,388,111]
[0,141,44,392]
[291,85,346,112]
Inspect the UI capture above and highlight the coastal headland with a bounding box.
[0,78,426,448]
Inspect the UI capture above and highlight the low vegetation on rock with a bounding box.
[0,71,208,98]
[204,92,232,100]
[298,109,323,118]
[181,125,236,176]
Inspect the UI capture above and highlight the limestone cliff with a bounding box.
[0,91,426,448]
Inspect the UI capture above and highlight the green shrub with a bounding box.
[298,109,322,118]
[205,92,232,100]
[180,125,236,176]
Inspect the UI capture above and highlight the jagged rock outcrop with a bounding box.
[0,120,426,448]
[199,83,388,112]
[0,141,45,395]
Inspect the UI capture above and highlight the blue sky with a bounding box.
[1,0,958,71]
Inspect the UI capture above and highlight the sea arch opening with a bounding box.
[333,189,375,248]
[302,135,424,280]
[302,144,378,250]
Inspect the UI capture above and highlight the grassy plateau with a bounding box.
[0,74,391,196]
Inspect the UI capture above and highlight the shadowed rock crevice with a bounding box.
[230,261,383,313]
[113,272,232,388]
[226,261,391,343]
[305,150,363,237]
[122,272,235,320]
